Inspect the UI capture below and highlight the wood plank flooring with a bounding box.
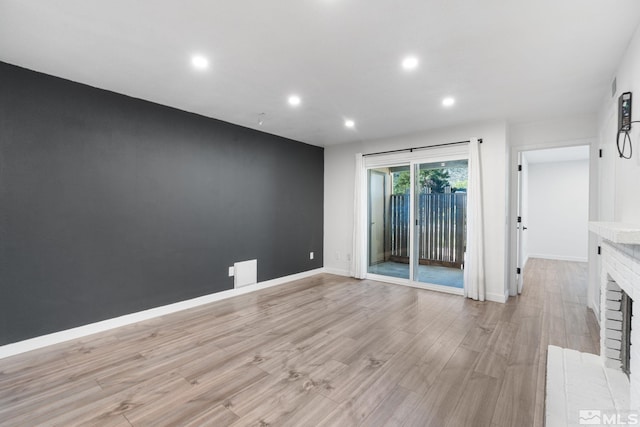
[0,258,599,426]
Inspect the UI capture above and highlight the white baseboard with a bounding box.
[0,268,324,360]
[486,291,508,303]
[323,267,351,277]
[528,254,588,263]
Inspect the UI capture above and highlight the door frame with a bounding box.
[515,151,524,294]
[361,145,469,296]
[507,139,596,297]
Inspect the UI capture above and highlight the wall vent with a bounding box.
[234,259,257,288]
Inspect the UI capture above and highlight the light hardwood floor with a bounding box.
[0,258,599,426]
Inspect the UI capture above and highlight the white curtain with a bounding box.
[351,153,367,279]
[464,138,486,301]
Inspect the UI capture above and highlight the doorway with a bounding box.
[515,145,590,293]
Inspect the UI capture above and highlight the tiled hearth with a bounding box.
[546,222,640,426]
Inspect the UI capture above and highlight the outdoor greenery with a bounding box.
[392,168,467,194]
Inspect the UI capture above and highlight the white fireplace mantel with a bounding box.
[589,221,640,245]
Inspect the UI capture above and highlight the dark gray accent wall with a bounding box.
[0,62,323,346]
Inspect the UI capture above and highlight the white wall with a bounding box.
[526,159,590,262]
[324,120,510,303]
[509,114,598,147]
[597,24,640,223]
[592,23,640,321]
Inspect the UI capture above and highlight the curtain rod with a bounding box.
[362,138,482,157]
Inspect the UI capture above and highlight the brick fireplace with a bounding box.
[546,222,640,425]
[597,236,640,405]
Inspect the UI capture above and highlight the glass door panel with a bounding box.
[367,167,410,279]
[413,159,468,288]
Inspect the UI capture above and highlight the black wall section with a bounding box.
[0,62,324,345]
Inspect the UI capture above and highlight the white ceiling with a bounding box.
[524,145,590,164]
[1,1,640,147]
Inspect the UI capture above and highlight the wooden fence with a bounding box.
[389,192,466,268]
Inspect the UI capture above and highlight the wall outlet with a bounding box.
[346,253,351,262]
[228,266,234,277]
[310,252,314,260]
[335,252,340,261]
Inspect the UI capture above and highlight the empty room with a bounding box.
[1,1,640,426]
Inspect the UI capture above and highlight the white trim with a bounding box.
[253,268,324,288]
[516,150,524,294]
[508,138,594,297]
[351,153,367,279]
[324,267,351,277]
[486,291,508,303]
[527,254,588,263]
[0,268,324,360]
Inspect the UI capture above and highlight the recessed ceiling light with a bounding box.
[288,95,301,106]
[442,97,455,107]
[345,119,355,128]
[402,56,419,71]
[191,55,209,70]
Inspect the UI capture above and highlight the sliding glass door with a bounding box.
[413,160,468,289]
[366,153,468,292]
